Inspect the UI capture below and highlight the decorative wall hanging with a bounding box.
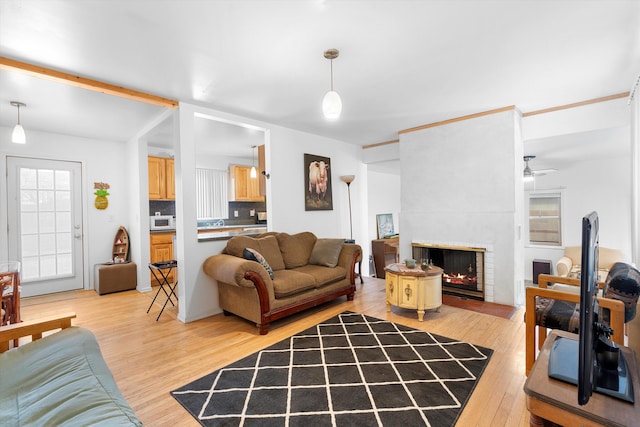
[304,153,333,211]
[94,182,111,210]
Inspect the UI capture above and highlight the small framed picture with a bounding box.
[376,213,395,239]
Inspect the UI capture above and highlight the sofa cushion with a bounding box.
[243,248,274,279]
[276,232,317,268]
[0,327,142,426]
[294,264,347,288]
[309,238,344,268]
[226,235,285,271]
[272,269,316,298]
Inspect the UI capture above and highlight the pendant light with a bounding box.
[250,145,257,179]
[322,49,342,120]
[10,101,26,144]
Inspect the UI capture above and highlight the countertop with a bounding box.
[197,224,267,241]
[150,224,267,241]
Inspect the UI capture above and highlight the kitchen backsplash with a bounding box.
[150,200,266,223]
[149,200,175,216]
[226,201,266,223]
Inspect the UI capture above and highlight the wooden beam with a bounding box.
[399,105,517,135]
[362,139,399,149]
[522,92,629,117]
[0,57,178,109]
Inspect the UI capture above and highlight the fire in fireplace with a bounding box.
[412,243,484,300]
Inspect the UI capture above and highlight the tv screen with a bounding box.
[578,211,599,405]
[547,211,634,405]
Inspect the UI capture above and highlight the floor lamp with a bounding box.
[340,175,355,243]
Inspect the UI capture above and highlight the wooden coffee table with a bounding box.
[384,263,442,321]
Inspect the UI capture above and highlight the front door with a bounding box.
[7,157,84,296]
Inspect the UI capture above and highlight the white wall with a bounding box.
[521,97,633,280]
[523,151,632,280]
[399,109,524,306]
[0,126,131,291]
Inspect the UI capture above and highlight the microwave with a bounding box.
[150,215,175,230]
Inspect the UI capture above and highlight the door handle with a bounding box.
[74,233,82,239]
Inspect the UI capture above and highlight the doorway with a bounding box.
[6,157,84,296]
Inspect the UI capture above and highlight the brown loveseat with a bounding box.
[203,232,362,334]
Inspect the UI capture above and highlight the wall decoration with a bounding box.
[304,153,333,211]
[376,213,395,238]
[94,182,111,210]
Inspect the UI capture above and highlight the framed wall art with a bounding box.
[304,153,333,211]
[376,213,395,238]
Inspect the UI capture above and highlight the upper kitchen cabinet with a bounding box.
[230,165,263,201]
[148,156,175,200]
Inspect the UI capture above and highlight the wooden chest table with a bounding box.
[385,263,443,321]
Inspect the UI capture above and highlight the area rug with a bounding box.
[171,311,493,426]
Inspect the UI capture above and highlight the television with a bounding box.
[548,211,634,405]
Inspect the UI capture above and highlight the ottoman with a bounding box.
[94,262,137,295]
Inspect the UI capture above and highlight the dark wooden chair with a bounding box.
[525,273,625,375]
[1,270,21,326]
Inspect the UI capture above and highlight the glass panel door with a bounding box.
[7,157,84,296]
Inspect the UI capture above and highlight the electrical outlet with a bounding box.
[234,210,239,217]
[250,209,255,216]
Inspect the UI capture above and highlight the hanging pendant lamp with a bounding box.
[250,145,257,178]
[322,49,342,120]
[10,101,26,144]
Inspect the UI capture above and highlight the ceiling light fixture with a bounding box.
[250,145,257,179]
[10,101,26,144]
[322,49,342,120]
[523,155,536,182]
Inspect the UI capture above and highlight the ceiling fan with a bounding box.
[523,155,557,181]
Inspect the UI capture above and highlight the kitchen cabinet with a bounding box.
[150,232,175,284]
[230,165,264,201]
[148,156,175,200]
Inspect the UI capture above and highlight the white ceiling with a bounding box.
[1,1,639,159]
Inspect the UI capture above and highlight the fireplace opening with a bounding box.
[412,243,484,301]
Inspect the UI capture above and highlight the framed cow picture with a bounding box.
[304,153,333,211]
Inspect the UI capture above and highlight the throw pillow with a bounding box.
[309,238,344,268]
[243,248,275,280]
[227,235,285,271]
[276,232,317,268]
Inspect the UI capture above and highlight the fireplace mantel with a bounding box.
[412,242,486,253]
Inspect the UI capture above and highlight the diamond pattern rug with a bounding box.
[171,311,493,426]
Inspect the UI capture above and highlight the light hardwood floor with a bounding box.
[19,277,530,426]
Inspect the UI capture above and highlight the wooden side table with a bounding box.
[385,263,443,321]
[524,329,640,426]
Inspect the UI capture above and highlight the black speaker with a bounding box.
[533,259,552,284]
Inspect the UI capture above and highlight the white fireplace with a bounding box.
[398,107,523,306]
